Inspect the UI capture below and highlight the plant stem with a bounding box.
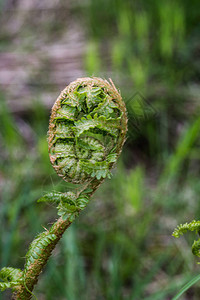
[13,178,103,300]
[13,217,72,300]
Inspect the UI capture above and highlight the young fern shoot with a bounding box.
[0,77,127,299]
[173,220,200,258]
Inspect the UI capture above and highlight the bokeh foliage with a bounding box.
[0,0,200,299]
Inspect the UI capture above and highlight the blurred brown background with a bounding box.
[0,1,200,299]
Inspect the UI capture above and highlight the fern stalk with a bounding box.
[14,178,104,299]
[0,77,127,299]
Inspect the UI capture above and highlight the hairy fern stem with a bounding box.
[13,178,103,299]
[13,218,71,300]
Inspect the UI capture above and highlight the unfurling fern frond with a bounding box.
[173,220,200,258]
[0,77,127,299]
[48,77,127,184]
[172,220,200,238]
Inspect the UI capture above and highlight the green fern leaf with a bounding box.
[24,233,57,273]
[75,115,120,138]
[37,192,63,204]
[172,220,200,238]
[0,267,23,291]
[192,240,200,257]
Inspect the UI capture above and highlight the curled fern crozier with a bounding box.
[173,220,200,258]
[48,77,127,184]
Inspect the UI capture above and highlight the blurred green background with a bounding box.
[0,0,200,299]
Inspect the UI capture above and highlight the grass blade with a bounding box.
[172,273,200,300]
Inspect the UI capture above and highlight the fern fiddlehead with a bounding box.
[0,77,127,299]
[48,77,127,184]
[173,220,200,258]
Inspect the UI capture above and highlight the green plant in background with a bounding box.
[172,221,200,300]
[173,220,200,258]
[0,77,127,299]
[0,0,200,299]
